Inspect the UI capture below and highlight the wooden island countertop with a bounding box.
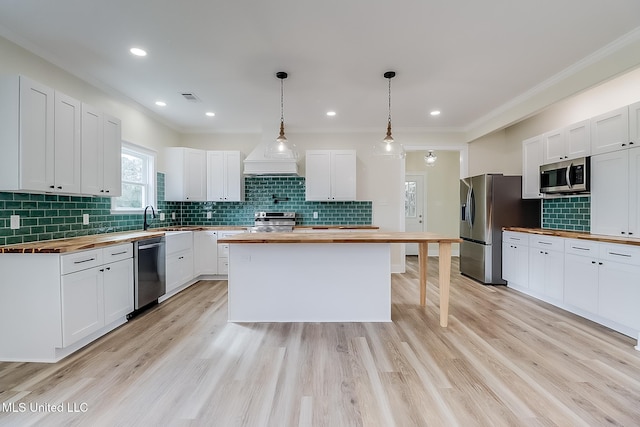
[220,231,461,327]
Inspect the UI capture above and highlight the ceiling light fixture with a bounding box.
[430,110,441,116]
[265,71,298,160]
[130,47,147,57]
[326,111,336,117]
[205,112,215,117]
[155,101,166,107]
[373,71,404,159]
[424,150,438,166]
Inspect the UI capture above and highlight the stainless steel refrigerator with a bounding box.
[460,174,540,284]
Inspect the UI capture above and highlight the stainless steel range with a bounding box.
[249,212,296,232]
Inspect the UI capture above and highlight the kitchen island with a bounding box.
[218,232,461,325]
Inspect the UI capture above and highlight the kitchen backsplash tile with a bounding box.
[0,174,372,246]
[542,196,590,232]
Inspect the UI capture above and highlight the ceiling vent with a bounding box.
[181,92,201,102]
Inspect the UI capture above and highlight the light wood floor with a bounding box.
[1,256,640,426]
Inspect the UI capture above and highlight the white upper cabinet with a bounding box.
[590,148,637,237]
[542,120,590,164]
[305,150,356,201]
[165,147,207,201]
[53,92,82,194]
[591,106,630,155]
[522,135,544,199]
[81,105,122,196]
[0,75,119,196]
[629,101,640,146]
[0,75,77,193]
[206,151,244,202]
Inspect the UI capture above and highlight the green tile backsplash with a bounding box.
[542,196,590,232]
[0,174,372,246]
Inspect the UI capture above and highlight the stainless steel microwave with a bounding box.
[540,157,590,194]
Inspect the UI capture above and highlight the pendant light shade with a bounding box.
[265,71,298,160]
[424,150,437,166]
[373,71,405,159]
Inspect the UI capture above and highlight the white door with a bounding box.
[404,174,424,256]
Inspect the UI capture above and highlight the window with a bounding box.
[111,142,156,213]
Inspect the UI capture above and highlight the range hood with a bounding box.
[243,140,299,175]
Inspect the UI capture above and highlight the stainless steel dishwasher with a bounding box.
[134,236,166,311]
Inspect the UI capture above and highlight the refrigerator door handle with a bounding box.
[467,187,474,228]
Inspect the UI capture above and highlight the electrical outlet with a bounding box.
[10,215,20,230]
[171,212,176,220]
[207,212,212,219]
[313,212,318,219]
[160,212,165,221]
[82,214,89,225]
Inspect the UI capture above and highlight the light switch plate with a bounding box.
[82,214,89,225]
[10,215,20,230]
[313,212,318,219]
[160,212,165,221]
[171,212,176,220]
[207,212,212,219]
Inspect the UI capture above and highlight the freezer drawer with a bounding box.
[460,240,505,285]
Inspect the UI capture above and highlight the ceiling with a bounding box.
[1,0,639,137]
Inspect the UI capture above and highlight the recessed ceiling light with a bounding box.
[430,110,441,116]
[326,111,336,117]
[155,101,166,107]
[205,112,215,117]
[130,47,147,57]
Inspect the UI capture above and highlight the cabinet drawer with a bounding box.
[529,235,563,251]
[102,243,133,263]
[166,231,193,254]
[61,249,103,275]
[502,231,529,244]
[599,243,640,266]
[218,243,230,257]
[218,258,229,275]
[564,239,599,257]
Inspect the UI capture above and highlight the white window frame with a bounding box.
[111,141,157,214]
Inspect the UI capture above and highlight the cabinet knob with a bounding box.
[99,268,104,272]
[591,261,596,264]
[106,267,111,271]
[599,262,603,265]
[622,143,627,147]
[621,231,626,235]
[105,190,110,193]
[100,190,104,193]
[57,186,62,189]
[630,142,635,145]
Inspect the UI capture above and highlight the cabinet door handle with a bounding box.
[609,252,631,258]
[591,261,596,264]
[73,257,96,264]
[599,262,603,265]
[105,267,111,271]
[178,256,184,260]
[50,185,55,189]
[57,186,62,189]
[100,268,104,272]
[538,241,552,245]
[571,246,590,251]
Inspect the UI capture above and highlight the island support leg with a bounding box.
[419,242,428,306]
[438,242,452,327]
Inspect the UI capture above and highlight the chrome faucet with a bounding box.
[143,205,156,231]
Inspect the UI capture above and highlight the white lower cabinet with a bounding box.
[61,244,134,348]
[165,231,194,294]
[218,230,246,275]
[502,232,529,288]
[61,265,104,347]
[528,235,564,302]
[503,232,640,346]
[194,230,218,275]
[597,243,640,335]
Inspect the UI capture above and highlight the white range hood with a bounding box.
[243,140,299,175]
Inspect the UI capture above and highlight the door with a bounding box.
[404,174,424,255]
[53,92,82,193]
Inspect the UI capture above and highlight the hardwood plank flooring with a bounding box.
[1,256,640,426]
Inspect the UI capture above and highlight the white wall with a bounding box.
[468,66,640,175]
[0,35,180,166]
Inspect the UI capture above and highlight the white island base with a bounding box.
[228,243,391,322]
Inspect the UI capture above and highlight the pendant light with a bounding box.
[265,71,298,160]
[373,71,405,159]
[424,150,437,166]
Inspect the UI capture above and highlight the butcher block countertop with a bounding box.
[0,230,166,253]
[218,231,461,244]
[504,227,640,247]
